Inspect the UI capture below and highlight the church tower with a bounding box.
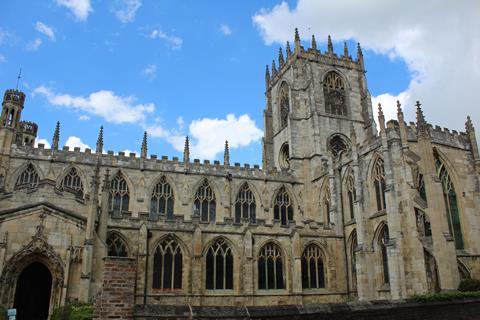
[0,89,26,152]
[262,30,376,176]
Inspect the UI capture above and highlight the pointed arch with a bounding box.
[347,229,358,291]
[234,182,256,224]
[205,237,233,290]
[434,149,464,250]
[319,179,332,225]
[272,185,294,226]
[322,70,347,116]
[258,241,285,290]
[109,170,131,217]
[278,81,290,128]
[371,156,386,212]
[14,163,40,189]
[60,166,84,198]
[193,178,217,223]
[327,133,350,158]
[301,243,326,289]
[150,175,175,220]
[344,169,356,221]
[152,234,183,290]
[106,231,129,257]
[374,223,390,285]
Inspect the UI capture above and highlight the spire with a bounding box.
[286,41,292,58]
[343,41,349,58]
[327,35,333,54]
[141,131,147,159]
[224,140,230,166]
[265,64,270,88]
[271,60,277,76]
[294,28,301,52]
[466,116,474,133]
[357,42,364,67]
[278,47,285,68]
[183,136,190,164]
[378,103,385,132]
[311,35,317,51]
[96,126,103,154]
[52,121,60,151]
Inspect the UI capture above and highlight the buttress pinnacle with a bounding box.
[183,136,190,164]
[224,140,230,166]
[52,121,60,151]
[141,131,148,159]
[327,35,333,54]
[96,126,103,154]
[311,35,317,51]
[278,47,285,67]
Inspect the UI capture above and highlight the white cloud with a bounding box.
[55,0,92,21]
[220,24,232,36]
[0,54,5,63]
[78,114,90,120]
[35,138,51,149]
[26,38,42,51]
[33,86,155,124]
[65,136,90,151]
[252,0,480,134]
[114,0,142,23]
[142,64,157,79]
[176,116,184,130]
[148,29,183,50]
[35,22,55,41]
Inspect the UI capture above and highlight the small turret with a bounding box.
[294,28,301,53]
[327,35,334,54]
[96,126,103,154]
[311,35,317,51]
[141,131,148,159]
[52,121,60,151]
[16,121,37,147]
[356,42,364,68]
[278,47,285,68]
[183,136,190,165]
[224,140,230,166]
[1,89,25,129]
[343,41,349,58]
[265,65,270,88]
[271,60,277,77]
[286,41,292,58]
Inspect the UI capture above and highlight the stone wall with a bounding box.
[133,298,480,320]
[94,257,136,320]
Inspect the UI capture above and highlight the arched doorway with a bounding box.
[13,262,52,320]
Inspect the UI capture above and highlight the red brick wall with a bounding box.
[94,257,137,320]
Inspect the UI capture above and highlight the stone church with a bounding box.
[0,30,479,319]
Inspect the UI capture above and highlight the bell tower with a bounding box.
[0,89,26,152]
[262,29,376,175]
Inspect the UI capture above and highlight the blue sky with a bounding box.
[1,0,476,165]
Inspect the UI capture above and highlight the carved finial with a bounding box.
[286,41,292,58]
[357,42,364,67]
[294,28,301,51]
[265,64,270,87]
[416,100,425,125]
[396,100,402,114]
[96,126,103,154]
[343,41,349,58]
[378,103,384,117]
[378,103,385,132]
[271,60,277,76]
[466,116,474,132]
[224,140,230,166]
[141,131,147,159]
[278,47,285,67]
[52,121,60,151]
[311,35,317,50]
[183,136,190,164]
[327,35,333,54]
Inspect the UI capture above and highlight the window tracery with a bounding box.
[346,173,356,220]
[373,158,386,212]
[323,71,347,116]
[194,179,216,223]
[349,230,358,290]
[379,225,390,284]
[273,186,293,226]
[234,183,256,224]
[151,176,174,220]
[109,171,130,217]
[106,232,128,257]
[206,238,233,290]
[301,244,325,289]
[15,164,39,189]
[435,155,464,250]
[329,135,348,157]
[153,235,182,290]
[62,167,83,197]
[258,242,284,290]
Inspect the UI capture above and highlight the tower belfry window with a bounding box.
[323,71,347,116]
[279,83,290,128]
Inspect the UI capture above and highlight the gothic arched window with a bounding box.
[329,135,348,157]
[62,167,83,197]
[323,71,347,116]
[258,242,284,290]
[349,230,358,290]
[206,238,233,290]
[435,155,464,250]
[235,183,256,224]
[416,172,427,203]
[106,232,128,257]
[152,235,182,290]
[378,225,390,284]
[373,158,386,212]
[279,83,290,128]
[322,184,331,225]
[279,143,290,170]
[109,171,130,217]
[151,176,174,220]
[15,164,40,189]
[194,179,216,223]
[273,186,293,226]
[346,173,356,220]
[301,244,325,289]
